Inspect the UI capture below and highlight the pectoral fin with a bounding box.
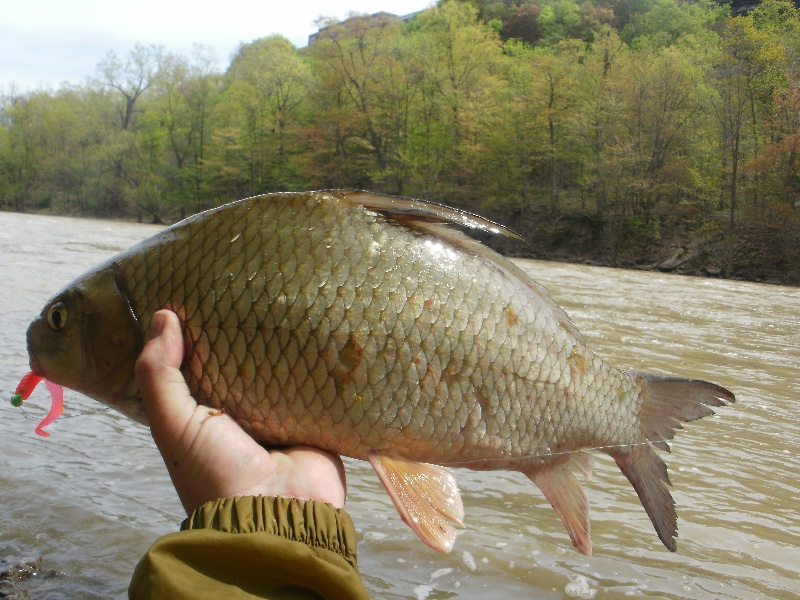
[526,452,594,556]
[369,453,464,553]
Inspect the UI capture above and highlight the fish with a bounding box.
[24,189,734,555]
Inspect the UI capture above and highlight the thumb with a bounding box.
[135,310,197,442]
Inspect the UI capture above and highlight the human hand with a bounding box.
[134,309,347,515]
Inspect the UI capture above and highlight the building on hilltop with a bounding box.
[308,11,421,45]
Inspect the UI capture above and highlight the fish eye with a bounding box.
[46,302,68,331]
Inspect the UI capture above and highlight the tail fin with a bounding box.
[607,372,734,551]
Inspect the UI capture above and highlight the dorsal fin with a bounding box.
[334,190,585,344]
[337,189,524,239]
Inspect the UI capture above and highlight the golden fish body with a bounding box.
[27,190,733,554]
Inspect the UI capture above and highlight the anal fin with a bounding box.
[369,454,464,553]
[525,451,594,556]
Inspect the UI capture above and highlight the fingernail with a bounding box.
[150,312,166,337]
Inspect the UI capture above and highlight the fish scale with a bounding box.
[25,190,734,555]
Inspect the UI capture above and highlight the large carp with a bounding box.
[25,190,733,555]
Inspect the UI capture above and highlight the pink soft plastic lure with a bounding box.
[11,372,64,437]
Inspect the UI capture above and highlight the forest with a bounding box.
[2,0,799,283]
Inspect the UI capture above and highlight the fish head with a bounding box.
[26,266,147,424]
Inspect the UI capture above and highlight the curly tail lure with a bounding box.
[11,372,64,437]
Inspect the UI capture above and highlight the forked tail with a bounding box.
[606,372,735,551]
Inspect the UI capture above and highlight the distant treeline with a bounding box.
[2,0,799,277]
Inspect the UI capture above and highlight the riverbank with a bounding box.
[479,204,800,287]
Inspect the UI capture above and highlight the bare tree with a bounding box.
[98,43,166,130]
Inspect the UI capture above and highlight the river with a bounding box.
[0,211,797,599]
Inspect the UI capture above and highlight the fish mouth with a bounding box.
[26,317,48,378]
[29,354,45,378]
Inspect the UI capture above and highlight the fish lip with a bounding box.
[29,354,45,378]
[26,317,47,378]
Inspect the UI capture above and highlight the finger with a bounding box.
[135,310,196,443]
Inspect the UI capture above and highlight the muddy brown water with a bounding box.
[0,212,797,599]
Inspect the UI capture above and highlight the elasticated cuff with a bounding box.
[181,496,358,569]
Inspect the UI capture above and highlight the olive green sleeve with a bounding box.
[129,496,371,600]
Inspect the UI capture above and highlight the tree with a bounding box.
[0,92,46,211]
[751,80,800,211]
[226,36,313,192]
[625,48,701,213]
[503,3,544,46]
[574,30,627,208]
[406,1,503,196]
[93,43,168,215]
[97,43,166,130]
[155,45,222,217]
[710,15,781,275]
[309,14,405,188]
[530,43,582,214]
[538,0,583,45]
[621,0,727,49]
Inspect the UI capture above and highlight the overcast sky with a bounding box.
[2,0,433,91]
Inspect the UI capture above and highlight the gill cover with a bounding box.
[26,266,144,420]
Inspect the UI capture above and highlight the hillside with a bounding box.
[2,0,799,285]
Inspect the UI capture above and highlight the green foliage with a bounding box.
[621,0,727,49]
[751,0,800,33]
[223,35,314,194]
[1,0,798,278]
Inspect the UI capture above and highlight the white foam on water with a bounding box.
[565,575,597,599]
[461,550,477,571]
[413,584,433,600]
[430,567,453,580]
